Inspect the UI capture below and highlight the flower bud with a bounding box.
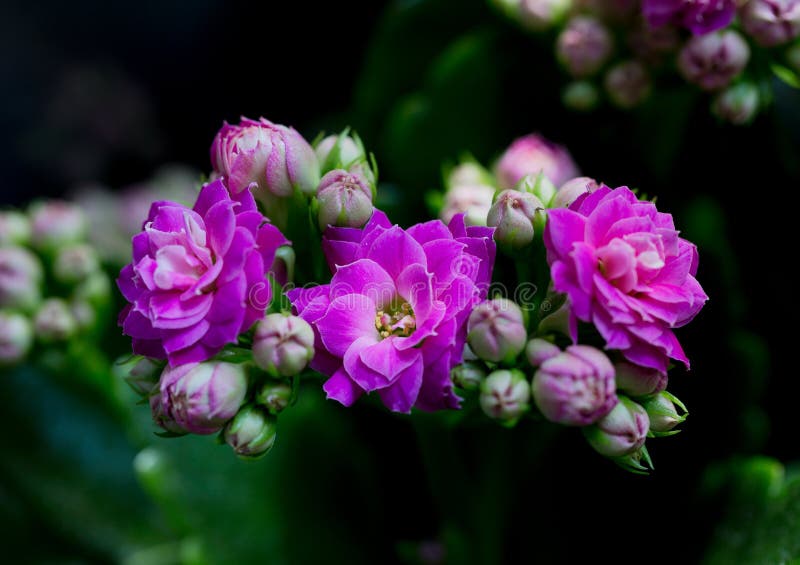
[149,390,185,434]
[468,298,527,363]
[440,183,495,227]
[712,82,760,125]
[532,345,617,426]
[253,314,315,377]
[53,244,100,284]
[486,189,545,248]
[256,381,293,415]
[639,391,687,435]
[316,169,374,230]
[28,201,87,251]
[605,61,651,108]
[451,361,487,391]
[518,0,572,31]
[614,361,667,397]
[160,362,248,435]
[34,299,76,342]
[740,0,800,47]
[562,81,600,112]
[516,173,557,208]
[315,133,368,174]
[224,404,278,459]
[480,369,531,421]
[556,16,613,78]
[446,162,494,189]
[210,117,320,199]
[0,247,43,311]
[495,134,579,189]
[114,356,162,397]
[525,338,561,367]
[678,31,750,91]
[0,211,31,246]
[0,311,33,365]
[70,300,96,331]
[583,396,649,457]
[74,272,112,308]
[552,177,599,209]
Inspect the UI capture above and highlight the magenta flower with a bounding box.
[117,179,288,365]
[643,0,736,35]
[287,211,496,413]
[544,186,707,372]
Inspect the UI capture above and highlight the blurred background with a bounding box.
[2,0,799,563]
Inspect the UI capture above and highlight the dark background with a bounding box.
[2,0,799,563]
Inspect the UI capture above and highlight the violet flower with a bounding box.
[117,179,289,365]
[544,186,708,372]
[288,211,496,413]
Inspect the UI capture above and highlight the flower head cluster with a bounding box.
[289,212,495,413]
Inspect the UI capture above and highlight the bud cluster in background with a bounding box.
[0,202,112,368]
[492,0,800,124]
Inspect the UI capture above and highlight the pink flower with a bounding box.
[117,179,288,365]
[288,211,495,413]
[544,186,707,372]
[494,134,580,189]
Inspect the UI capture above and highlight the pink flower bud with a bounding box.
[159,362,248,435]
[614,361,667,397]
[525,338,561,367]
[446,162,494,188]
[495,134,580,189]
[552,176,600,208]
[34,298,77,342]
[53,244,100,284]
[0,247,43,311]
[253,314,315,377]
[0,311,33,365]
[605,60,651,108]
[440,183,495,227]
[210,117,320,200]
[480,369,531,421]
[487,189,545,248]
[0,211,31,246]
[224,404,278,459]
[713,82,760,125]
[678,30,750,91]
[316,169,374,230]
[557,16,614,78]
[28,201,87,251]
[740,0,800,47]
[467,298,527,363]
[532,345,618,426]
[583,396,649,457]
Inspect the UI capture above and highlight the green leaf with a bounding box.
[771,64,800,89]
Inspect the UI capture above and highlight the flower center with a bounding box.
[375,301,416,339]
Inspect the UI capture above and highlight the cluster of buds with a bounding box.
[432,133,597,249]
[454,325,688,473]
[1,203,111,367]
[122,312,314,459]
[492,0,800,124]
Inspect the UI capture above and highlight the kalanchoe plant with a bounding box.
[114,125,706,475]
